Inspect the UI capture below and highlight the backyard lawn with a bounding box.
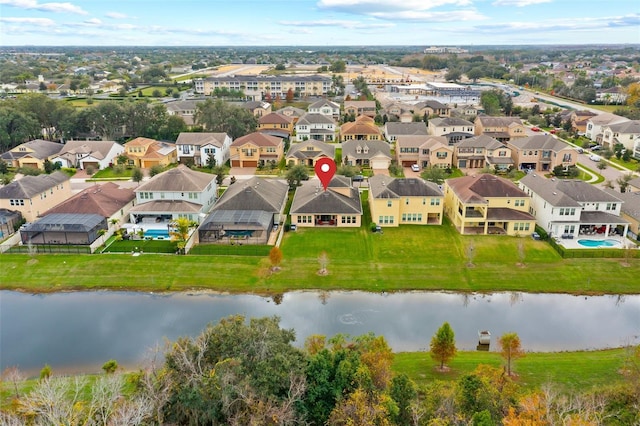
[2,219,639,294]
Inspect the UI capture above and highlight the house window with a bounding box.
[436,152,447,158]
[387,200,392,207]
[606,203,616,211]
[430,198,440,206]
[405,198,409,205]
[9,199,25,206]
[341,216,356,224]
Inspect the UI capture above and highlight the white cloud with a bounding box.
[105,11,128,19]
[83,18,102,25]
[473,14,640,34]
[280,19,394,29]
[0,16,55,26]
[492,0,552,6]
[369,9,486,22]
[318,0,472,11]
[0,0,87,14]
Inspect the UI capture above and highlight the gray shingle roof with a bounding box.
[508,134,570,151]
[602,188,640,220]
[176,133,228,147]
[606,120,640,133]
[135,165,215,193]
[520,174,622,206]
[286,140,335,160]
[213,177,288,213]
[457,135,503,149]
[429,117,474,127]
[290,176,362,215]
[369,175,442,198]
[1,139,63,162]
[55,140,120,161]
[342,140,391,160]
[0,171,69,199]
[129,200,202,213]
[296,113,335,126]
[385,122,428,136]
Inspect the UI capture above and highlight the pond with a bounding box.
[1,291,639,375]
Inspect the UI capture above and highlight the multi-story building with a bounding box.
[194,75,332,100]
[506,134,576,173]
[175,132,232,167]
[229,132,284,168]
[0,171,71,221]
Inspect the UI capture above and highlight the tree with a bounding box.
[102,359,118,374]
[390,373,417,426]
[617,173,634,193]
[212,164,226,185]
[421,166,447,185]
[498,332,525,376]
[330,60,346,73]
[286,164,308,188]
[286,88,294,103]
[466,67,484,82]
[445,68,462,82]
[269,246,283,269]
[195,98,257,139]
[430,322,457,370]
[169,217,195,254]
[131,167,144,184]
[149,164,164,177]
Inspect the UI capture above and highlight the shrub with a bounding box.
[85,165,95,176]
[102,359,118,374]
[149,164,164,177]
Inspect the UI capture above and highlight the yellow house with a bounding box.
[123,137,177,168]
[340,115,383,142]
[0,139,63,170]
[258,112,295,137]
[368,175,443,227]
[0,171,71,222]
[229,132,284,168]
[443,174,536,236]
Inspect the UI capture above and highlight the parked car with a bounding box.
[589,154,601,162]
[411,164,420,172]
[531,127,541,132]
[576,148,584,154]
[591,145,602,151]
[352,174,364,182]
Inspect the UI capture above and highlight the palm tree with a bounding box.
[109,218,120,230]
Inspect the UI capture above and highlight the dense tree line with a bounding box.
[2,316,639,425]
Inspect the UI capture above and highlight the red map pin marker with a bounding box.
[315,157,336,191]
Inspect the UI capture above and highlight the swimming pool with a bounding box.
[577,239,619,248]
[143,229,171,239]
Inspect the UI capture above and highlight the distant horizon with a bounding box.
[1,0,638,46]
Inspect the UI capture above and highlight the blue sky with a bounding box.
[0,0,638,46]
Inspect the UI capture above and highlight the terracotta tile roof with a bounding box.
[42,182,134,217]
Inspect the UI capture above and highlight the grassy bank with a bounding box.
[2,220,639,293]
[393,347,630,392]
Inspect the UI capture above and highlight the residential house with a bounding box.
[286,140,335,167]
[128,165,217,225]
[1,139,63,170]
[474,116,527,142]
[294,113,336,142]
[384,122,428,143]
[451,104,482,119]
[50,140,124,170]
[414,100,450,118]
[368,174,443,227]
[198,177,288,245]
[258,112,295,138]
[585,112,628,142]
[601,120,640,151]
[229,132,284,168]
[628,176,640,192]
[428,117,475,145]
[519,173,629,239]
[290,176,362,228]
[634,138,640,161]
[344,100,376,118]
[0,208,22,238]
[276,106,306,123]
[0,171,71,222]
[454,135,513,171]
[340,115,383,142]
[241,100,272,117]
[603,189,640,241]
[444,174,536,236]
[42,182,135,228]
[596,87,627,105]
[382,101,414,123]
[123,137,177,168]
[342,139,392,170]
[395,135,452,169]
[176,132,232,167]
[308,100,340,119]
[165,100,203,126]
[565,110,597,134]
[506,134,576,173]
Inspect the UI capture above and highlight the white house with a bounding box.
[519,173,628,239]
[51,140,124,170]
[308,100,340,119]
[601,120,640,151]
[128,165,217,225]
[294,113,336,142]
[585,113,628,142]
[175,132,232,167]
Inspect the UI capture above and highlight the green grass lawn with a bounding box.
[3,218,639,293]
[102,239,177,254]
[393,348,629,392]
[90,167,133,179]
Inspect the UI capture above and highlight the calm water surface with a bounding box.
[1,291,639,374]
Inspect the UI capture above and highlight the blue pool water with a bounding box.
[577,239,619,248]
[143,229,171,239]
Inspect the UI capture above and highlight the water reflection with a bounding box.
[0,291,638,374]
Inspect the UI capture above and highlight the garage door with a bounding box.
[82,162,99,170]
[242,161,258,168]
[231,160,241,167]
[143,161,160,168]
[402,160,414,167]
[371,159,388,169]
